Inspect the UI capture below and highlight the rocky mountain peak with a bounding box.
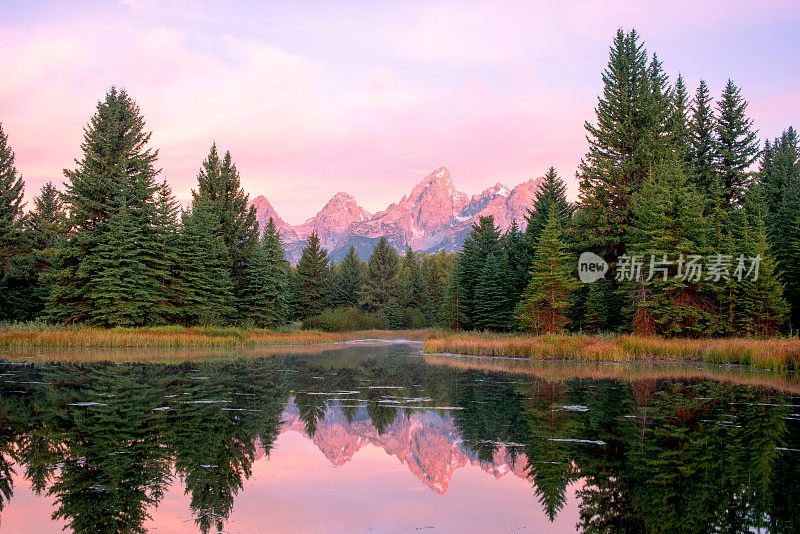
[249,168,546,264]
[407,167,469,234]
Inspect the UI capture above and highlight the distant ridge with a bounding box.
[251,167,543,263]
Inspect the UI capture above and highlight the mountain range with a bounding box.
[251,167,543,264]
[267,399,530,494]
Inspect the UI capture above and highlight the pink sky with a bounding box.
[2,1,799,224]
[2,431,582,532]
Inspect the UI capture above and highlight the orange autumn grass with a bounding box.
[424,331,800,371]
[0,324,429,348]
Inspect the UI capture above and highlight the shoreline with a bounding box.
[0,325,430,349]
[424,331,800,371]
[2,326,799,372]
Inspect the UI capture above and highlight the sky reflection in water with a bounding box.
[0,343,797,533]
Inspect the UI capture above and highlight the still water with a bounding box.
[0,341,798,533]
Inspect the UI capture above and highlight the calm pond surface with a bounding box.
[0,341,798,533]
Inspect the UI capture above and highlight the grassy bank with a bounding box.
[0,324,429,348]
[424,331,800,370]
[424,354,800,394]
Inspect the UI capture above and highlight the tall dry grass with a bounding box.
[424,331,800,371]
[0,324,429,349]
[423,354,800,394]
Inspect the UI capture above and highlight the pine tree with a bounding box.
[359,237,400,313]
[399,247,429,314]
[627,157,710,336]
[28,182,67,315]
[736,208,788,336]
[503,220,531,304]
[514,208,577,334]
[0,122,30,320]
[472,253,510,331]
[191,145,259,322]
[715,80,759,208]
[458,215,503,327]
[241,241,272,327]
[382,297,404,330]
[151,179,181,323]
[525,167,572,245]
[333,246,364,308]
[48,87,160,325]
[576,29,671,329]
[83,183,153,326]
[668,74,692,165]
[261,217,289,327]
[758,128,800,329]
[582,281,610,333]
[423,250,454,324]
[689,80,717,197]
[176,200,235,325]
[440,258,468,329]
[704,174,737,335]
[294,232,330,319]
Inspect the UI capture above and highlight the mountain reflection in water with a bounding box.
[0,343,798,533]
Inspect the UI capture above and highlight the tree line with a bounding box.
[0,356,796,532]
[441,29,798,337]
[0,28,798,336]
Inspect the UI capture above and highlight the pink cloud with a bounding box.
[2,1,798,223]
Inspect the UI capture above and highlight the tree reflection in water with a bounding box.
[0,345,797,533]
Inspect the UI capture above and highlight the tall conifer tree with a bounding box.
[28,182,67,315]
[0,122,32,320]
[295,232,330,319]
[715,80,759,207]
[577,29,671,329]
[333,246,365,308]
[261,217,289,327]
[472,253,510,331]
[359,237,399,312]
[627,158,710,336]
[689,80,717,197]
[48,87,160,325]
[525,167,572,246]
[192,145,259,322]
[515,208,577,334]
[668,74,692,164]
[176,200,235,325]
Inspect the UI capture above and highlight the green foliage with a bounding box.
[668,73,692,165]
[83,182,155,327]
[515,208,577,333]
[381,297,404,330]
[332,246,365,308]
[294,232,330,320]
[576,29,674,329]
[302,306,385,331]
[689,79,717,198]
[48,87,161,325]
[715,79,759,208]
[525,167,572,246]
[626,158,710,336]
[440,257,468,329]
[0,122,33,321]
[473,253,511,331]
[359,237,399,312]
[191,144,260,322]
[175,200,235,325]
[458,215,503,328]
[735,203,788,336]
[758,127,800,329]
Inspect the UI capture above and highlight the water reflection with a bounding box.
[0,344,798,532]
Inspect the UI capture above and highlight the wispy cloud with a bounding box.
[2,0,798,222]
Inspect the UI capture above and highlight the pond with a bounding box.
[0,341,798,533]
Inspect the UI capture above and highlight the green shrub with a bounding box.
[302,307,386,332]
